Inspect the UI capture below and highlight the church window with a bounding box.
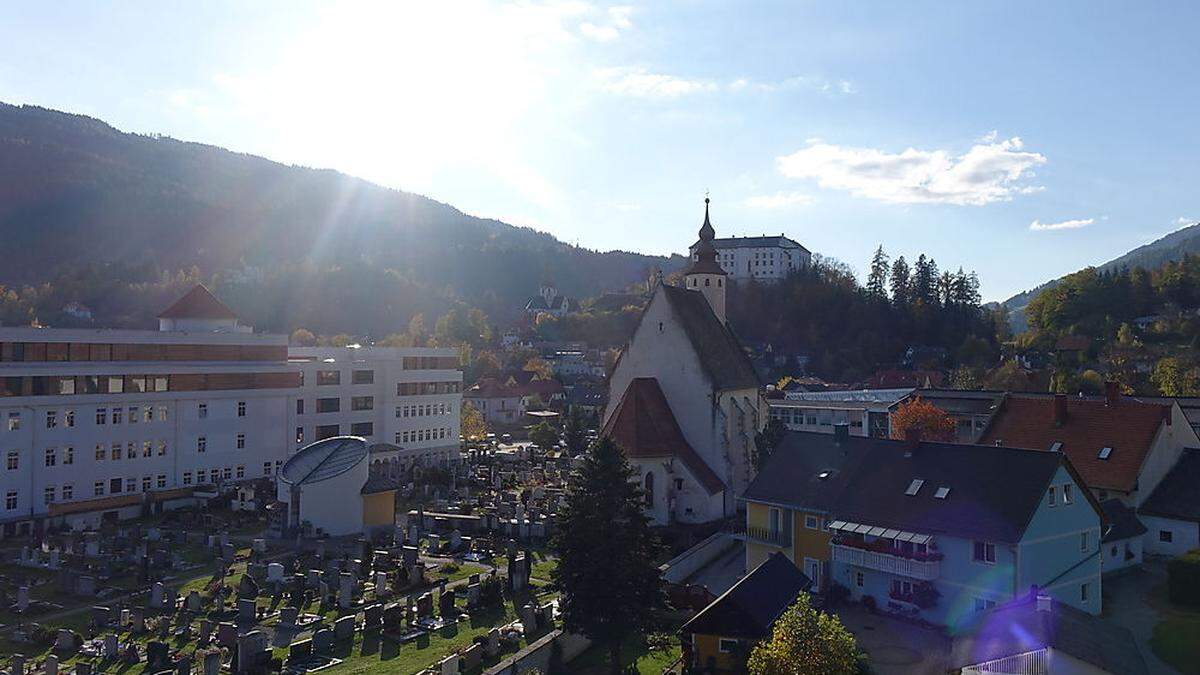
[644,472,654,508]
[718,278,722,287]
[705,278,711,286]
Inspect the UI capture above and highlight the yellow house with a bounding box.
[741,426,862,590]
[680,553,812,673]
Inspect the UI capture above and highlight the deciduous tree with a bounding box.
[890,397,955,442]
[747,593,861,675]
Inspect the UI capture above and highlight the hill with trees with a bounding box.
[0,102,681,335]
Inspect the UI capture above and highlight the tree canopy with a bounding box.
[747,593,861,675]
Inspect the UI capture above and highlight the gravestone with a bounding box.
[122,644,140,665]
[338,572,354,609]
[150,582,165,609]
[417,593,433,618]
[146,641,170,671]
[237,598,256,623]
[76,576,96,597]
[43,655,58,675]
[197,619,212,643]
[520,604,537,637]
[73,664,90,675]
[382,604,403,629]
[131,609,146,633]
[252,539,266,554]
[462,644,483,672]
[312,629,334,655]
[102,634,118,659]
[333,616,355,642]
[266,563,284,584]
[439,655,458,675]
[174,654,192,675]
[278,606,298,627]
[236,631,269,674]
[466,583,481,607]
[53,629,77,653]
[202,652,221,675]
[216,622,238,649]
[185,591,202,613]
[287,639,312,664]
[16,586,30,613]
[438,588,456,618]
[8,654,24,675]
[306,569,322,589]
[362,604,382,630]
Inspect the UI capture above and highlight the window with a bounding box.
[157,441,166,456]
[855,571,864,587]
[157,405,167,421]
[7,412,19,431]
[718,639,739,654]
[316,424,340,440]
[236,465,245,478]
[129,376,145,393]
[96,408,107,425]
[1063,484,1074,504]
[44,448,56,467]
[296,399,305,415]
[5,491,16,510]
[112,408,123,425]
[95,444,106,461]
[126,478,136,493]
[1047,486,1057,507]
[110,478,122,494]
[183,472,192,485]
[126,407,136,424]
[142,476,152,491]
[197,470,206,484]
[972,541,996,564]
[44,486,55,504]
[1098,446,1112,460]
[351,396,374,411]
[154,377,168,392]
[1160,530,1174,543]
[142,441,151,458]
[905,479,924,496]
[644,472,654,508]
[46,410,57,429]
[58,378,76,395]
[805,515,820,530]
[63,446,73,465]
[934,486,951,500]
[157,474,167,488]
[108,376,123,394]
[198,403,208,419]
[352,369,374,384]
[1081,531,1089,552]
[317,370,341,386]
[263,462,272,476]
[350,422,373,436]
[296,427,304,444]
[197,436,207,453]
[973,597,996,612]
[93,481,105,497]
[62,484,73,500]
[236,433,245,450]
[237,401,246,417]
[317,398,340,413]
[144,406,153,423]
[1080,582,1089,603]
[6,450,18,470]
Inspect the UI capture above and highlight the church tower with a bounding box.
[684,197,728,323]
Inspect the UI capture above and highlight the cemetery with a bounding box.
[0,444,575,674]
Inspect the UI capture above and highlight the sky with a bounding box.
[2,1,1200,302]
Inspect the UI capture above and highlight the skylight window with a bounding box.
[1098,447,1113,460]
[905,479,925,496]
[817,471,832,480]
[1049,442,1063,452]
[934,486,950,500]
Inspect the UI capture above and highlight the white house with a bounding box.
[689,234,811,283]
[604,199,765,525]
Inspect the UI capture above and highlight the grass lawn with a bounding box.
[569,634,681,675]
[1151,616,1200,674]
[433,562,490,584]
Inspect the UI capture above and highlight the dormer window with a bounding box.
[1047,486,1057,507]
[905,479,924,496]
[934,486,950,499]
[1098,447,1112,460]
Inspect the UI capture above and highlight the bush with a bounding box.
[1168,550,1200,607]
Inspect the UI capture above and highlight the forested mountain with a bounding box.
[1003,222,1200,331]
[0,102,680,335]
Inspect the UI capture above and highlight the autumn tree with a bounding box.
[1152,357,1200,396]
[461,402,488,442]
[890,397,955,442]
[552,437,665,673]
[747,593,861,675]
[524,357,554,380]
[289,328,316,346]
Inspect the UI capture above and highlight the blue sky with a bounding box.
[2,1,1199,301]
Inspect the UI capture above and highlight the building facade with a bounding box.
[287,346,463,475]
[688,235,811,283]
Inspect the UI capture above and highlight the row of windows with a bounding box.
[395,427,451,445]
[199,401,247,418]
[0,342,284,363]
[196,434,245,452]
[90,474,169,497]
[182,464,254,484]
[396,402,451,418]
[93,441,168,461]
[0,372,297,398]
[312,369,376,386]
[397,381,461,396]
[1047,483,1076,507]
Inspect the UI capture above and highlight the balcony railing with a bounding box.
[746,526,791,548]
[831,543,940,580]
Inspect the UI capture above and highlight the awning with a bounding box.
[830,520,932,545]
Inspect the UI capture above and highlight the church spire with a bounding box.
[686,196,726,276]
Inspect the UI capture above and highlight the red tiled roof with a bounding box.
[466,378,521,399]
[601,377,724,494]
[977,395,1168,492]
[158,284,239,320]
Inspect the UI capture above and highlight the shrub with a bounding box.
[1168,549,1200,607]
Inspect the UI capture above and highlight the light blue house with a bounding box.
[800,431,1105,629]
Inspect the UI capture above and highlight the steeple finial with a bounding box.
[699,194,715,242]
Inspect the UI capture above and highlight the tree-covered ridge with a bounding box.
[0,102,679,333]
[729,248,997,383]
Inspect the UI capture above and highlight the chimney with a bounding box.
[833,422,850,446]
[1053,394,1067,427]
[1105,380,1120,406]
[904,425,922,456]
[1036,593,1052,613]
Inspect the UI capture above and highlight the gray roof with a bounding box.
[950,597,1147,675]
[660,285,760,390]
[1139,447,1200,522]
[693,235,809,253]
[679,552,811,639]
[1100,499,1147,542]
[785,387,913,403]
[280,436,367,485]
[745,431,1082,543]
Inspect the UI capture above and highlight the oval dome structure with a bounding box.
[279,436,369,486]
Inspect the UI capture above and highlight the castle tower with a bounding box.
[684,197,728,322]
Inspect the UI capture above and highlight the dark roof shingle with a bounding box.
[1140,447,1200,522]
[660,285,760,390]
[1100,499,1147,542]
[680,553,811,639]
[158,284,239,320]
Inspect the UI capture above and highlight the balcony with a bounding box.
[831,543,940,580]
[746,526,791,548]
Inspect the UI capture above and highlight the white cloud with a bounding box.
[1029,217,1094,231]
[728,75,856,95]
[596,67,718,98]
[579,5,634,41]
[1176,216,1197,226]
[776,136,1047,205]
[745,191,815,209]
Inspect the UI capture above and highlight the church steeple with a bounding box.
[685,196,727,322]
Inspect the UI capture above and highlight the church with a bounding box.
[602,199,765,525]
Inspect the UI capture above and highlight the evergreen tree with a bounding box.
[938,271,954,307]
[913,254,939,305]
[562,405,587,456]
[889,256,911,307]
[552,437,665,673]
[866,246,890,300]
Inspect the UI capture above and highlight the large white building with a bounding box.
[0,285,464,538]
[604,199,766,525]
[689,234,811,283]
[287,345,462,476]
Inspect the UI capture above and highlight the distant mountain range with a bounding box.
[1002,221,1200,332]
[0,102,682,333]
